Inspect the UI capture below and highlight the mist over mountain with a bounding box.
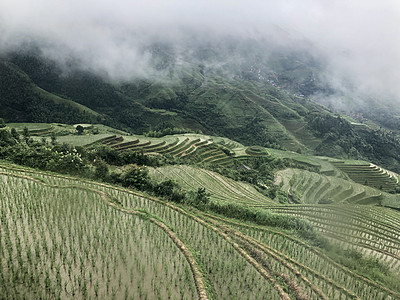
[1,0,400,109]
[2,0,400,172]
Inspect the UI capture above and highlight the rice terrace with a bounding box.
[2,2,400,298]
[1,122,400,299]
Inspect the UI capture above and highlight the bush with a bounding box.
[153,179,175,196]
[203,200,328,247]
[76,125,84,135]
[187,187,210,207]
[118,165,150,190]
[145,127,193,138]
[94,160,109,180]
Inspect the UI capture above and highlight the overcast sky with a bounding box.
[1,0,400,100]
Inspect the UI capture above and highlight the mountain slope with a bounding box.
[2,49,400,173]
[2,162,400,299]
[4,51,323,149]
[0,60,101,123]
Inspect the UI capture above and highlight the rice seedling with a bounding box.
[2,162,400,299]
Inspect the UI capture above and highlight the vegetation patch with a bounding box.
[245,145,270,156]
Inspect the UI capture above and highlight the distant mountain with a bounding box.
[1,46,325,148]
[1,43,400,172]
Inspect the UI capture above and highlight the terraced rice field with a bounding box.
[245,146,270,156]
[13,122,128,142]
[19,123,273,168]
[259,204,400,273]
[275,168,383,205]
[151,165,400,275]
[95,133,275,167]
[1,168,198,299]
[271,167,400,270]
[2,163,400,299]
[330,161,400,192]
[55,134,116,147]
[149,165,275,205]
[97,134,238,167]
[7,123,55,136]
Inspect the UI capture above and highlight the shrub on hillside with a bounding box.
[94,159,109,180]
[114,165,151,190]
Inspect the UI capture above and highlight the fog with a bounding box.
[1,0,400,104]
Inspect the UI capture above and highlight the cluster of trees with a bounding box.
[88,145,170,167]
[307,113,400,173]
[0,128,85,173]
[91,151,211,207]
[210,155,318,203]
[0,127,210,206]
[145,127,194,138]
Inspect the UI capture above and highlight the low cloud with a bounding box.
[1,0,399,104]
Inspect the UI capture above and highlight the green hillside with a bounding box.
[1,120,400,299]
[2,40,400,300]
[0,60,102,124]
[149,165,275,205]
[2,162,400,299]
[3,50,400,173]
[34,86,100,117]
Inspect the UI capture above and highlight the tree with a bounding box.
[0,118,6,128]
[194,187,210,206]
[11,128,19,141]
[153,179,185,203]
[94,160,109,180]
[120,165,150,189]
[76,125,84,135]
[50,132,57,145]
[0,129,16,147]
[22,127,30,143]
[154,179,176,197]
